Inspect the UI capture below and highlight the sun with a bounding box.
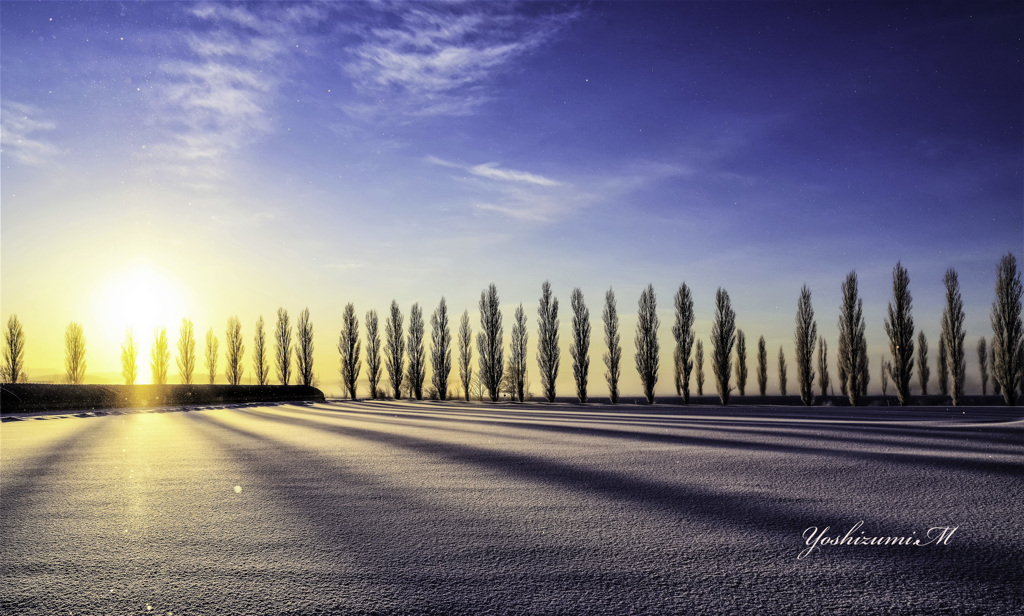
[94,260,187,352]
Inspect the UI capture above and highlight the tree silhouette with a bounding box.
[2,315,26,383]
[977,337,988,396]
[275,308,292,386]
[735,329,748,397]
[385,301,405,398]
[937,335,949,397]
[339,303,361,399]
[671,283,695,403]
[205,328,218,385]
[225,316,245,386]
[838,271,866,406]
[509,304,528,402]
[695,339,705,397]
[859,345,870,397]
[537,281,560,402]
[884,262,915,406]
[881,356,891,399]
[778,346,788,396]
[602,288,621,404]
[458,310,473,402]
[478,283,504,402]
[407,303,426,400]
[817,338,829,399]
[151,327,170,385]
[756,335,767,397]
[570,288,590,403]
[635,284,660,404]
[430,298,452,401]
[365,310,382,399]
[295,308,315,387]
[941,269,967,405]
[711,288,735,405]
[122,329,138,385]
[990,253,1023,405]
[64,322,86,385]
[176,319,196,385]
[916,332,930,396]
[253,316,269,386]
[990,344,1000,397]
[795,285,817,406]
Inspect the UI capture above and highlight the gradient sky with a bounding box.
[2,1,1021,395]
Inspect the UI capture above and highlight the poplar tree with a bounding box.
[778,346,788,396]
[123,329,138,385]
[711,288,735,405]
[916,332,930,396]
[570,288,590,403]
[838,271,866,406]
[990,253,1023,405]
[65,322,86,385]
[253,316,269,385]
[756,335,768,397]
[937,336,949,397]
[225,316,244,386]
[508,304,528,402]
[602,288,621,403]
[205,328,218,385]
[458,310,473,401]
[883,262,914,406]
[635,284,660,404]
[695,339,705,396]
[478,283,504,402]
[407,303,426,400]
[385,301,405,398]
[671,283,695,403]
[275,308,292,385]
[430,298,452,400]
[537,281,560,402]
[941,269,966,405]
[817,338,829,399]
[365,310,382,399]
[295,308,314,387]
[735,330,748,396]
[339,303,361,399]
[2,315,26,384]
[977,337,988,396]
[177,319,196,385]
[795,285,817,406]
[152,327,170,385]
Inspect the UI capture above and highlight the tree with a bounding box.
[177,319,196,385]
[65,322,86,385]
[508,304,528,402]
[151,328,170,385]
[937,336,949,397]
[275,308,292,385]
[458,310,472,402]
[711,288,735,405]
[430,298,452,401]
[366,310,382,399]
[253,316,269,385]
[602,288,621,404]
[990,344,1000,397]
[778,346,788,396]
[941,269,967,405]
[478,283,504,402]
[990,253,1023,405]
[735,330,748,396]
[795,285,817,406]
[225,316,245,386]
[2,315,26,383]
[635,284,660,404]
[817,338,829,399]
[859,345,870,397]
[339,303,361,399]
[385,301,405,398]
[407,303,426,400]
[537,281,560,402]
[295,308,315,387]
[917,332,930,396]
[205,328,219,385]
[977,337,988,396]
[122,329,138,385]
[695,339,705,396]
[838,271,866,406]
[570,288,591,403]
[881,357,891,399]
[883,262,915,406]
[756,335,768,397]
[671,284,695,403]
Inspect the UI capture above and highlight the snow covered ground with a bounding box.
[2,401,1021,615]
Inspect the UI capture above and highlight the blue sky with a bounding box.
[2,1,1021,394]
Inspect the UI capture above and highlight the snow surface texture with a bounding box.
[1,401,1021,615]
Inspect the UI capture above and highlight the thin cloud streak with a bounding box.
[0,101,62,167]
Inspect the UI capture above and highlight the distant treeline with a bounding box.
[2,253,1021,407]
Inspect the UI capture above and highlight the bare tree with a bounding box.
[940,269,967,405]
[756,335,768,396]
[710,288,736,405]
[859,345,870,397]
[122,329,138,385]
[795,285,817,406]
[883,262,915,406]
[407,303,426,400]
[570,288,591,403]
[977,337,988,396]
[735,330,748,396]
[205,328,218,385]
[225,316,245,386]
[916,332,930,396]
[817,338,829,399]
[990,344,1000,397]
[2,315,26,383]
[252,316,268,386]
[838,271,866,406]
[339,303,361,399]
[671,284,695,403]
[458,310,472,402]
[65,322,86,385]
[385,301,405,398]
[603,288,621,404]
[695,339,705,396]
[151,328,170,385]
[275,308,292,385]
[537,281,560,402]
[295,308,315,387]
[991,253,1023,405]
[881,356,891,399]
[177,319,196,385]
[778,346,788,396]
[478,283,504,402]
[937,335,949,397]
[509,304,528,402]
[430,298,452,401]
[635,284,660,404]
[366,310,382,399]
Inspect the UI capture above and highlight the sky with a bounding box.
[1,1,1021,396]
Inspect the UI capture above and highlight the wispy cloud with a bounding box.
[0,101,62,167]
[427,156,562,187]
